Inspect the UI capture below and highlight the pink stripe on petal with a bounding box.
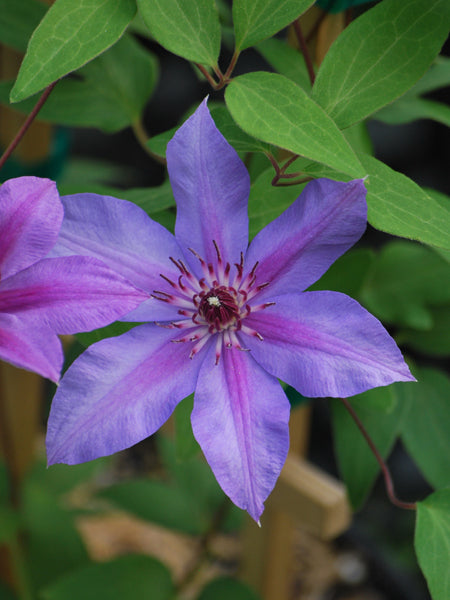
[168,100,249,275]
[46,324,208,465]
[0,314,62,382]
[245,179,367,300]
[0,177,62,280]
[192,342,290,522]
[244,292,415,399]
[0,256,148,334]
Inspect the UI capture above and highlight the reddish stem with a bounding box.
[272,176,312,187]
[293,20,316,86]
[339,397,416,511]
[0,80,58,173]
[280,153,300,173]
[223,50,240,81]
[195,63,221,89]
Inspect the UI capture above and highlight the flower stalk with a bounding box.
[339,397,417,511]
[0,81,58,173]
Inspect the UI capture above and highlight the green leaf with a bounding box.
[147,105,273,159]
[399,305,450,357]
[374,56,450,126]
[41,555,173,600]
[312,0,450,128]
[59,182,175,217]
[0,581,16,600]
[415,489,450,600]
[401,369,450,489]
[23,486,89,590]
[0,0,46,53]
[146,127,177,158]
[331,383,411,509]
[225,72,365,178]
[0,505,19,544]
[361,154,450,250]
[2,35,158,132]
[211,105,273,154]
[409,56,450,95]
[309,248,374,299]
[248,168,306,239]
[233,0,315,51]
[343,121,374,156]
[137,0,221,66]
[76,322,139,347]
[174,394,201,461]
[360,241,450,330]
[199,577,262,600]
[99,479,208,534]
[255,38,311,90]
[27,458,106,495]
[58,157,136,188]
[10,0,137,102]
[375,96,450,127]
[155,436,244,531]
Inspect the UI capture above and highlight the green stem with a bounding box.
[132,120,167,165]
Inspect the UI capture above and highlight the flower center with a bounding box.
[152,240,274,363]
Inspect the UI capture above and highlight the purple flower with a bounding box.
[46,101,414,521]
[0,176,148,382]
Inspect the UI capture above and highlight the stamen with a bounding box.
[153,292,194,309]
[213,239,222,262]
[214,334,223,365]
[250,301,276,313]
[189,331,212,358]
[240,324,264,341]
[170,319,197,329]
[228,330,250,352]
[160,273,177,288]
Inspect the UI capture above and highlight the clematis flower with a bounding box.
[0,176,148,382]
[46,101,414,521]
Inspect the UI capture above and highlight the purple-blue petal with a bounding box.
[52,193,182,297]
[167,99,249,274]
[0,255,148,334]
[244,179,367,300]
[46,324,209,465]
[244,291,415,398]
[0,313,63,382]
[192,342,290,522]
[0,177,62,280]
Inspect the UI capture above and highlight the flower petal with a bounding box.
[51,193,182,295]
[192,342,290,522]
[46,324,207,465]
[0,177,62,279]
[0,255,148,334]
[245,179,367,299]
[244,292,415,398]
[0,313,62,382]
[167,99,249,273]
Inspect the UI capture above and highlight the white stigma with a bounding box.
[207,296,221,307]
